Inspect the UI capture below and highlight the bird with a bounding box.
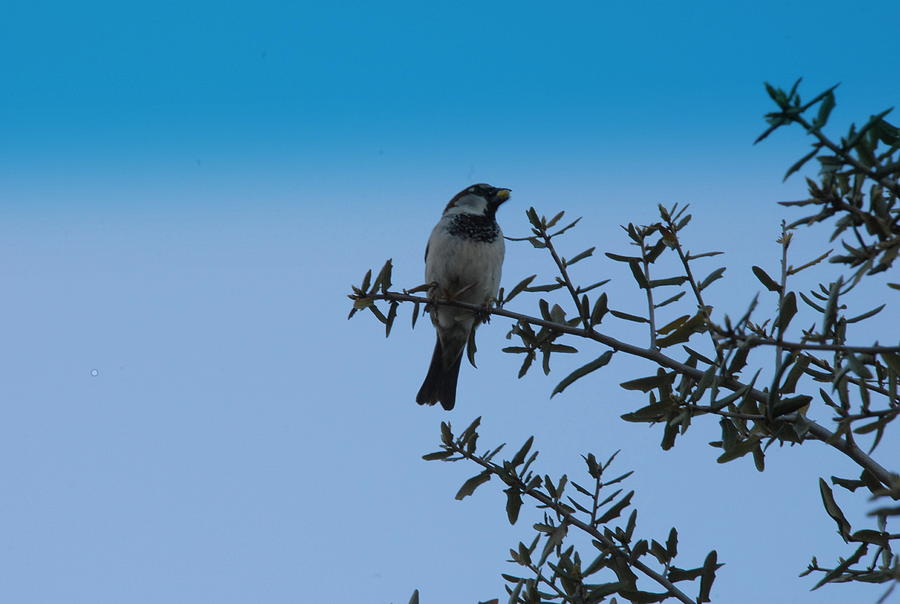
[416,183,510,410]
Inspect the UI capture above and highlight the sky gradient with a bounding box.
[2,1,899,603]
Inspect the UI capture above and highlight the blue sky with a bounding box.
[1,1,899,603]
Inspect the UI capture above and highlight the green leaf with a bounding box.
[667,566,704,583]
[799,291,825,313]
[384,301,398,337]
[511,436,535,467]
[577,278,611,294]
[783,146,820,181]
[751,266,781,293]
[540,524,568,564]
[772,395,811,417]
[814,90,836,128]
[845,353,872,379]
[699,267,726,291]
[683,345,715,366]
[830,475,866,492]
[370,259,393,294]
[718,418,739,455]
[648,276,688,288]
[517,352,535,378]
[698,550,720,603]
[850,529,889,547]
[780,356,810,394]
[882,352,900,374]
[657,313,706,348]
[845,303,885,324]
[645,238,667,263]
[565,246,595,267]
[617,590,668,603]
[526,281,565,293]
[819,478,851,540]
[502,346,530,354]
[597,491,634,524]
[654,290,686,309]
[422,450,454,461]
[455,470,492,500]
[440,421,453,444]
[546,210,565,228]
[605,252,641,263]
[657,314,689,335]
[811,543,867,591]
[551,351,614,397]
[629,260,649,289]
[620,372,673,392]
[539,299,551,320]
[686,250,724,261]
[581,581,624,597]
[411,301,420,328]
[367,304,388,324]
[822,278,842,335]
[504,274,537,304]
[649,540,668,565]
[591,292,609,325]
[550,304,566,324]
[666,527,678,560]
[505,487,523,525]
[609,309,649,323]
[550,216,582,237]
[621,401,674,423]
[775,291,797,332]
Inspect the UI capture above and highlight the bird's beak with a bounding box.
[495,189,511,204]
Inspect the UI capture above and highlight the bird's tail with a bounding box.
[416,338,463,411]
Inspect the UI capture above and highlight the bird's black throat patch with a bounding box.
[447,213,500,243]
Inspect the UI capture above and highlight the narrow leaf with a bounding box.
[505,275,537,304]
[551,351,614,397]
[565,247,595,267]
[505,487,523,525]
[455,470,492,500]
[751,266,781,293]
[776,291,798,332]
[819,478,851,540]
[629,260,649,289]
[699,267,726,291]
[610,309,649,323]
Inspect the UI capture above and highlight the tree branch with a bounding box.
[712,330,900,354]
[452,443,697,604]
[363,290,897,488]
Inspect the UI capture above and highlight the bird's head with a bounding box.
[443,183,511,218]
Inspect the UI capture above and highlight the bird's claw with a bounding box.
[475,298,497,324]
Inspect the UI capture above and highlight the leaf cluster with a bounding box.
[424,419,720,604]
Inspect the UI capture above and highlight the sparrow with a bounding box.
[416,183,510,410]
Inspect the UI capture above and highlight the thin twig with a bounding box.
[541,229,592,331]
[664,222,724,365]
[639,234,658,349]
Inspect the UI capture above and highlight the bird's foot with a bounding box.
[475,298,497,324]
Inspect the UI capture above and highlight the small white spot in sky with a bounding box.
[90,369,99,377]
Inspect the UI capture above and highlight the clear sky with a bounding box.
[1,1,899,603]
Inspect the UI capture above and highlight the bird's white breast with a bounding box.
[425,216,505,306]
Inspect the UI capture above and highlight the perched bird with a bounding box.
[416,183,510,410]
